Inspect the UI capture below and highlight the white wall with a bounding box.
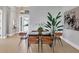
[0,8,3,38]
[0,6,18,38]
[8,7,17,36]
[62,6,79,49]
[62,6,77,12]
[1,6,9,38]
[0,6,13,38]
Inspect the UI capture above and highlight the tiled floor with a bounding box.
[0,35,79,53]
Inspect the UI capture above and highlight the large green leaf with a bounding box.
[44,25,48,28]
[56,12,61,19]
[45,24,51,28]
[47,16,52,21]
[45,29,49,31]
[58,29,63,31]
[57,12,61,16]
[56,15,61,19]
[56,20,61,26]
[48,12,52,18]
[57,25,63,28]
[45,12,63,33]
[47,21,51,26]
[52,18,56,26]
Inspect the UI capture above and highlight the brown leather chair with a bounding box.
[28,35,40,52]
[42,36,53,46]
[29,36,38,45]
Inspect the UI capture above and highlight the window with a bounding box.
[0,9,2,37]
[19,14,29,33]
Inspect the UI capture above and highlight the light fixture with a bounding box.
[20,10,25,14]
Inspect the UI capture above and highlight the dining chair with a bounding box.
[42,36,53,52]
[28,35,39,52]
[54,32,63,47]
[28,35,53,53]
[18,32,27,46]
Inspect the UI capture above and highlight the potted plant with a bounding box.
[37,26,43,35]
[45,12,63,48]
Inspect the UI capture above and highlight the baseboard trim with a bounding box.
[60,36,79,50]
[8,34,13,36]
[2,36,7,39]
[0,36,7,39]
[7,33,16,36]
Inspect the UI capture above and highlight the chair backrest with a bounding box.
[29,36,38,44]
[19,32,27,36]
[54,32,62,37]
[42,36,52,44]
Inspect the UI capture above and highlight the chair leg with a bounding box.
[41,39,43,53]
[50,45,54,53]
[38,39,39,53]
[51,47,54,53]
[59,38,63,47]
[18,39,22,46]
[51,39,56,53]
[27,43,29,53]
[52,39,56,47]
[53,47,54,53]
[27,38,30,53]
[25,39,29,53]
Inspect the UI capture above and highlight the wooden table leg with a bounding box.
[27,39,29,53]
[41,39,43,53]
[38,39,39,53]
